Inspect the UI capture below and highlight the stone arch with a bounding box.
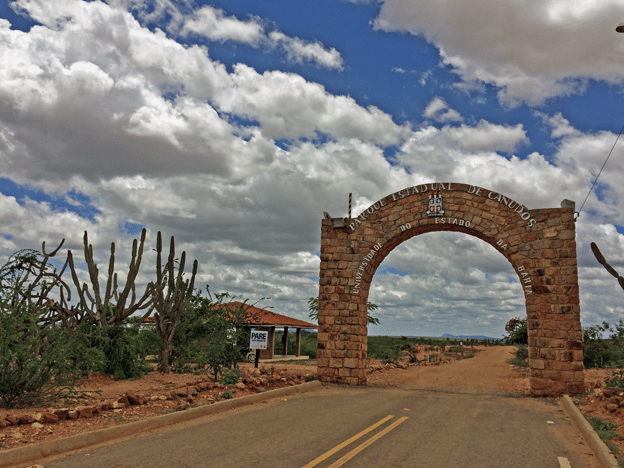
[317,182,584,397]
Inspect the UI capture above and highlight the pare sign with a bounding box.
[249,330,268,350]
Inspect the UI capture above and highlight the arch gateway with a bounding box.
[317,182,584,397]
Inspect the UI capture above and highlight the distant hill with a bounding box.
[441,333,501,341]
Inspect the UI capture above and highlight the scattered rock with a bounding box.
[606,403,620,413]
[610,396,623,406]
[32,422,44,429]
[5,415,19,426]
[77,406,95,418]
[175,403,187,412]
[41,412,58,424]
[110,401,126,409]
[0,419,11,428]
[235,382,246,390]
[54,408,69,420]
[118,395,131,406]
[19,414,33,425]
[98,401,111,411]
[67,410,78,420]
[127,391,146,405]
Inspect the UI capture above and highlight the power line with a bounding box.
[577,123,624,218]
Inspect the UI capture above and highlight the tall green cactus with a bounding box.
[153,231,198,373]
[66,229,155,327]
[591,242,624,290]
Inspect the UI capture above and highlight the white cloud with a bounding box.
[179,5,265,44]
[368,233,525,337]
[3,0,624,337]
[217,64,407,144]
[444,121,528,153]
[0,0,378,186]
[268,31,344,70]
[372,0,624,106]
[121,0,344,70]
[423,97,463,123]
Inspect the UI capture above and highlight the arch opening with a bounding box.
[366,231,525,339]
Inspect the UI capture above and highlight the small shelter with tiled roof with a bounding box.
[228,301,317,359]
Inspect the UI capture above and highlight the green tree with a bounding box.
[503,317,528,345]
[307,297,380,325]
[0,249,78,408]
[171,288,254,380]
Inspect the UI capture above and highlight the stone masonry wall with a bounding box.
[317,182,584,396]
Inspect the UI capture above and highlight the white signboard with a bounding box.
[249,330,268,350]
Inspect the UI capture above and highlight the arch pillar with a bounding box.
[317,182,584,396]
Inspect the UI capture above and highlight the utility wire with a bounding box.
[577,123,624,218]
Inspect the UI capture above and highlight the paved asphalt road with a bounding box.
[39,385,599,468]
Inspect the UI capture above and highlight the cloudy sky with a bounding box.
[2,0,624,338]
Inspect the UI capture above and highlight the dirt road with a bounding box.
[368,346,530,394]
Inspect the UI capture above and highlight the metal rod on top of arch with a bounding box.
[349,193,352,218]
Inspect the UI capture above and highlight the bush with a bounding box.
[583,321,624,369]
[0,305,78,408]
[220,367,241,385]
[64,324,107,376]
[170,288,252,380]
[509,345,528,368]
[606,369,624,389]
[402,343,421,363]
[101,326,150,380]
[137,326,160,356]
[369,343,402,365]
[65,323,150,380]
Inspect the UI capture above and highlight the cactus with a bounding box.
[152,231,198,373]
[591,242,624,290]
[66,229,155,327]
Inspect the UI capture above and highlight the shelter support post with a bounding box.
[296,328,301,357]
[282,326,289,356]
[268,326,275,359]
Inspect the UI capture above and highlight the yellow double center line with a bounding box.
[302,415,409,468]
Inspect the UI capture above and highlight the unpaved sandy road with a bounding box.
[368,346,530,394]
